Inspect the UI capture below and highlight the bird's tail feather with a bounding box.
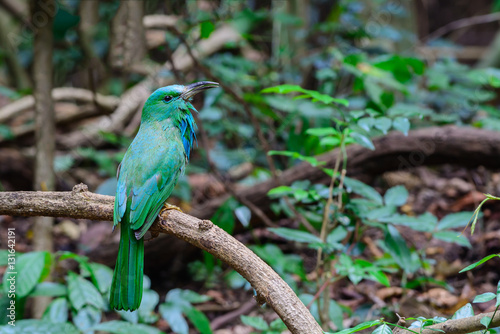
[109,220,144,311]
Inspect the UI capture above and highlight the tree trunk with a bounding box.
[32,0,56,319]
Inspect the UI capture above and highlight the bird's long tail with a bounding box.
[109,219,144,311]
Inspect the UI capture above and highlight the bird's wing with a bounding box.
[114,130,186,239]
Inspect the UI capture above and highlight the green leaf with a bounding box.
[185,307,212,334]
[320,136,342,147]
[88,262,114,293]
[460,254,500,273]
[364,80,384,106]
[261,84,304,94]
[365,206,397,220]
[383,225,414,274]
[384,185,408,206]
[269,227,322,244]
[268,150,324,167]
[480,316,492,328]
[379,213,437,232]
[496,280,500,307]
[0,320,79,334]
[473,292,496,303]
[30,282,67,297]
[240,315,269,330]
[159,302,188,334]
[343,177,383,205]
[117,309,138,324]
[270,318,287,331]
[234,206,251,227]
[166,289,211,304]
[437,212,475,230]
[42,298,68,323]
[373,117,392,134]
[392,117,410,135]
[329,299,344,330]
[452,303,474,320]
[326,319,382,334]
[3,251,51,298]
[261,84,349,106]
[67,272,105,311]
[369,270,390,287]
[212,197,237,234]
[350,132,375,150]
[388,103,432,118]
[327,226,348,244]
[73,305,101,332]
[372,324,393,334]
[358,118,374,132]
[268,186,294,197]
[433,231,471,248]
[137,289,160,324]
[200,21,215,39]
[92,320,164,334]
[306,127,339,137]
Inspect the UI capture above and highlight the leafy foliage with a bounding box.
[0,252,212,334]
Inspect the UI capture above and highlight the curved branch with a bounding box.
[0,87,119,124]
[143,14,179,29]
[0,184,322,334]
[426,12,500,42]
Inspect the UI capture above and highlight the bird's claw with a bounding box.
[159,202,183,216]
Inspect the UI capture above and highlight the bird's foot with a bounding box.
[159,202,183,216]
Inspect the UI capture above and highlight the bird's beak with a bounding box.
[181,81,219,100]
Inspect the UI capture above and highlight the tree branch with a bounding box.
[425,12,500,42]
[0,87,119,124]
[0,184,322,334]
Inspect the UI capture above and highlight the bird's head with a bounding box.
[142,81,219,122]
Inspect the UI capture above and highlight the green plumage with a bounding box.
[110,82,218,311]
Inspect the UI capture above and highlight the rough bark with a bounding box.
[109,1,146,70]
[0,185,323,334]
[190,126,500,219]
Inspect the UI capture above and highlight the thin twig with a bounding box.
[211,298,256,330]
[425,12,500,42]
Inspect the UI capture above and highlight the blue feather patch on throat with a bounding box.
[179,114,197,160]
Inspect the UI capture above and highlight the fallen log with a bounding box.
[190,125,500,219]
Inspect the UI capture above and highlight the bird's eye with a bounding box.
[163,95,173,103]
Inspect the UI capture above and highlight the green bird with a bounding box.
[110,81,219,311]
